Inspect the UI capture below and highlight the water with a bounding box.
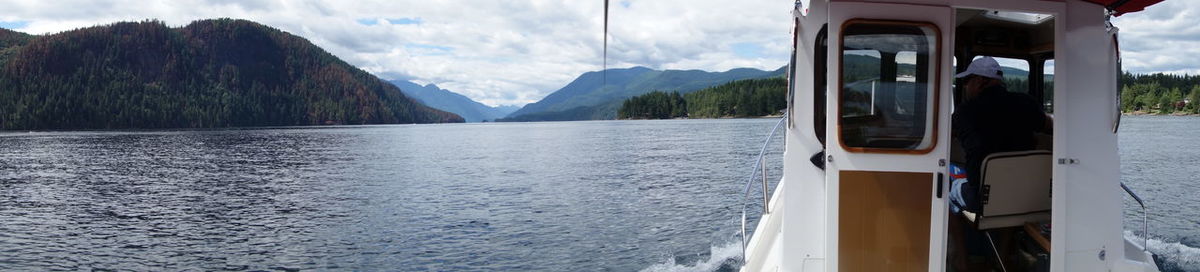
[1120,115,1200,272]
[0,117,1193,271]
[0,119,782,271]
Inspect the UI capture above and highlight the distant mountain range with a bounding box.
[388,80,518,122]
[500,66,787,122]
[0,19,462,130]
[0,18,1054,129]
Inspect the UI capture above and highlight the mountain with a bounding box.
[501,66,786,121]
[1001,67,1030,78]
[0,19,462,130]
[617,77,788,119]
[0,28,33,66]
[492,105,521,115]
[388,80,517,122]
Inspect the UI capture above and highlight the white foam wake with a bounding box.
[639,232,1199,272]
[640,242,743,272]
[1126,231,1200,272]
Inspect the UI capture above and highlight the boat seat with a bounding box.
[957,150,1052,272]
[963,150,1053,230]
[972,150,1053,229]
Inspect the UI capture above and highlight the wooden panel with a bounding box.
[839,171,933,272]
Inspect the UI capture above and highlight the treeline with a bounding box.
[1116,72,1200,114]
[999,72,1200,114]
[617,92,687,119]
[0,19,461,130]
[617,77,787,119]
[1120,76,1200,114]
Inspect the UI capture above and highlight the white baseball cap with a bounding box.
[955,56,1003,79]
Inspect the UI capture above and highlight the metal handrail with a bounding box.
[1121,182,1149,252]
[740,112,788,263]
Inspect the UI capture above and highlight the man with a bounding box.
[950,56,1051,213]
[948,56,1052,270]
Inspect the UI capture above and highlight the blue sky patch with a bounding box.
[405,43,453,56]
[356,18,378,26]
[731,42,764,58]
[387,18,422,25]
[357,17,422,26]
[0,20,29,30]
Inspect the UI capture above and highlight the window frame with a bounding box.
[836,19,943,155]
[787,18,800,129]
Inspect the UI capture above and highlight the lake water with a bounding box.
[1119,115,1200,272]
[0,117,1194,271]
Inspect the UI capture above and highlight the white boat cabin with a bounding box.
[742,0,1164,271]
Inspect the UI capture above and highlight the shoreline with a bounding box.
[1122,111,1200,117]
[617,115,784,121]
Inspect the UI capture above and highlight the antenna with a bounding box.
[603,0,609,86]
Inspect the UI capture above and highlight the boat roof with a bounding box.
[1080,0,1166,16]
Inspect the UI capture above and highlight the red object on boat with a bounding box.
[1080,0,1166,16]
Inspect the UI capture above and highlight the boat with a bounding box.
[736,0,1167,271]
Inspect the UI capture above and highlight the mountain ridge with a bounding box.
[0,19,462,129]
[388,80,517,122]
[502,66,786,121]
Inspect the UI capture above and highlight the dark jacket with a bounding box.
[951,85,1047,212]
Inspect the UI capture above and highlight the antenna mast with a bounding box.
[603,0,609,85]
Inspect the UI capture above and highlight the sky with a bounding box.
[0,1,1194,107]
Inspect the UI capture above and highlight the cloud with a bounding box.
[4,1,1194,104]
[1113,1,1200,75]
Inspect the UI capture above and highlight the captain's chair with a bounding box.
[958,150,1052,271]
[961,150,1053,228]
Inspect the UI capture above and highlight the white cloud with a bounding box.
[0,0,794,106]
[1112,1,1200,75]
[13,1,1186,106]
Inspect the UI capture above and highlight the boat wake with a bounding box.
[640,241,743,272]
[1126,231,1200,272]
[638,231,1199,272]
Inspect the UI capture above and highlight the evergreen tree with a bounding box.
[1189,85,1200,113]
[615,77,787,119]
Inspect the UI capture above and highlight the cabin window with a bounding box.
[1042,59,1055,113]
[815,24,828,144]
[979,56,1031,95]
[788,19,800,129]
[838,21,939,152]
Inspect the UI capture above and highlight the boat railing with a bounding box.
[740,112,788,262]
[1121,182,1150,252]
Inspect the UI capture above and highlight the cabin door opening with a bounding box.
[949,7,1057,271]
[825,2,953,271]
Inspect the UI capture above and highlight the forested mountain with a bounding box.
[617,91,687,120]
[499,66,786,122]
[0,19,462,130]
[685,77,787,118]
[617,77,787,119]
[388,80,517,122]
